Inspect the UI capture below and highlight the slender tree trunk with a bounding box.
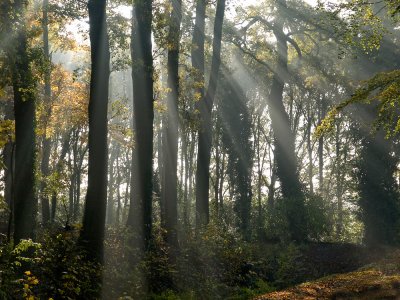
[183,131,189,228]
[318,95,325,194]
[157,120,165,226]
[256,115,263,234]
[74,142,87,222]
[162,0,182,246]
[219,151,225,212]
[127,0,154,251]
[40,0,52,225]
[68,152,74,224]
[51,131,71,223]
[116,154,121,225]
[11,0,37,244]
[335,123,343,237]
[80,0,110,262]
[195,0,226,229]
[74,163,82,222]
[107,144,116,225]
[267,159,277,210]
[214,118,221,218]
[306,115,313,194]
[188,132,195,226]
[3,100,14,237]
[40,138,51,224]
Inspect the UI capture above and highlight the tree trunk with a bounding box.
[162,0,182,246]
[195,0,226,230]
[68,152,74,224]
[116,154,122,225]
[40,0,52,225]
[188,132,195,227]
[51,131,72,223]
[358,128,399,246]
[335,123,343,237]
[80,0,110,262]
[127,0,154,251]
[183,131,189,228]
[3,100,14,238]
[318,95,326,194]
[214,118,221,218]
[107,143,116,225]
[307,115,314,194]
[11,0,37,244]
[267,0,306,241]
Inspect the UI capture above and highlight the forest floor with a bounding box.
[255,247,400,299]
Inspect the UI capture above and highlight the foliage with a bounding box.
[0,231,101,299]
[266,193,331,242]
[0,119,14,148]
[316,70,400,138]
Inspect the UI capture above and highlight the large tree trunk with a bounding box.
[80,0,110,262]
[195,0,226,230]
[191,0,206,228]
[11,0,37,244]
[267,0,306,241]
[358,129,399,246]
[127,0,154,250]
[162,0,182,246]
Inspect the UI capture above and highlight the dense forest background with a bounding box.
[1,0,400,299]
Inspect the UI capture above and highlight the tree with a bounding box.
[39,0,52,225]
[127,0,154,250]
[262,0,307,240]
[358,122,400,246]
[162,0,183,246]
[219,70,253,239]
[195,0,226,229]
[8,0,37,244]
[80,0,110,262]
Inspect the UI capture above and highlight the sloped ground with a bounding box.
[255,248,400,300]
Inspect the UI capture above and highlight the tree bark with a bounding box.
[2,100,14,238]
[107,143,116,225]
[267,0,306,241]
[195,0,226,230]
[127,0,154,251]
[162,0,182,246]
[50,131,72,223]
[80,0,110,262]
[40,0,52,225]
[11,0,37,244]
[318,95,326,194]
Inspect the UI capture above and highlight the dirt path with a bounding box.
[255,270,400,299]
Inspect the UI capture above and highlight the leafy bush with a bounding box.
[265,193,332,242]
[0,229,101,299]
